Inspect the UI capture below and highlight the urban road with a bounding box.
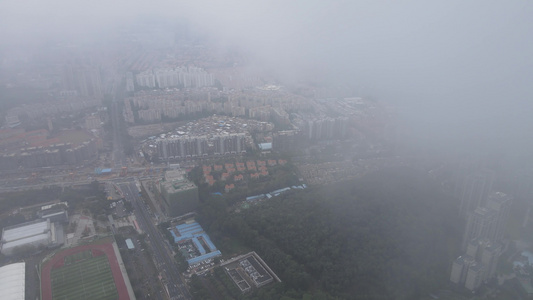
[118,180,191,300]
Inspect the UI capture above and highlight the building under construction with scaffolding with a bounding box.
[157,169,199,217]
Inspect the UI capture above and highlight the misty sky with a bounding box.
[2,0,533,165]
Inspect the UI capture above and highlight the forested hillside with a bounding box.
[197,167,463,299]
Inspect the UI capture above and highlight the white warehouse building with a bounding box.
[0,219,58,256]
[0,262,25,300]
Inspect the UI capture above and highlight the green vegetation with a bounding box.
[0,186,62,214]
[51,253,117,300]
[193,167,462,299]
[0,182,107,226]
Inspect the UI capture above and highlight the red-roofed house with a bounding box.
[205,175,215,186]
[246,161,257,171]
[225,184,235,193]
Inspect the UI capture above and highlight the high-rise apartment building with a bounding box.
[462,207,496,249]
[62,63,103,98]
[154,67,214,89]
[136,70,157,88]
[450,255,475,285]
[485,192,512,242]
[452,191,512,291]
[457,169,495,217]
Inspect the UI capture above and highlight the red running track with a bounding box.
[41,241,130,300]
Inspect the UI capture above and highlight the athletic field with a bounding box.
[50,250,118,300]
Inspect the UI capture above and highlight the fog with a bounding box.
[2,0,533,167]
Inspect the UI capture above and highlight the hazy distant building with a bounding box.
[272,130,301,153]
[485,192,512,242]
[452,192,511,290]
[136,70,157,88]
[85,115,101,130]
[214,133,246,155]
[62,63,103,98]
[462,191,512,249]
[451,251,491,292]
[479,241,502,281]
[465,263,484,291]
[157,136,209,159]
[457,169,495,217]
[450,255,475,285]
[153,67,214,89]
[462,207,496,249]
[126,72,135,93]
[306,117,348,140]
[4,115,21,128]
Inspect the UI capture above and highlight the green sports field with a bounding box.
[51,252,118,300]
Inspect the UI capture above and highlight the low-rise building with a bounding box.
[1,219,61,256]
[0,262,25,299]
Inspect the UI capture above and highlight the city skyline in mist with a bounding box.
[2,0,533,169]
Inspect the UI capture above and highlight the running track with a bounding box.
[41,241,130,300]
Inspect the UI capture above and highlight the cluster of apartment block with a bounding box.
[450,189,513,291]
[155,133,246,160]
[0,138,100,170]
[136,66,214,89]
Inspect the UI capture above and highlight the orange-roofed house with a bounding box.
[203,165,212,175]
[225,184,235,193]
[205,175,215,186]
[246,161,257,171]
[236,162,246,172]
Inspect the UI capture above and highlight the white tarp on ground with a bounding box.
[0,262,25,300]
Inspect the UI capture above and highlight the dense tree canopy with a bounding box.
[196,167,462,299]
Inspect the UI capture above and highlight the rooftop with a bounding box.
[2,219,50,243]
[0,262,25,300]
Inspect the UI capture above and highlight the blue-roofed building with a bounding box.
[169,221,221,266]
[187,251,222,265]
